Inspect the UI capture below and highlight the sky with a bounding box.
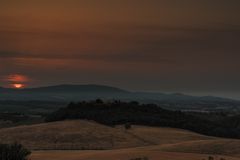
[0,0,240,98]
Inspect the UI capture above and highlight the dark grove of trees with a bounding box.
[46,100,240,139]
[0,143,31,160]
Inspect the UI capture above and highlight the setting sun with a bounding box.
[13,84,24,89]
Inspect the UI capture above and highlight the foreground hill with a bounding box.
[0,120,146,150]
[160,139,240,156]
[1,120,240,158]
[31,150,240,160]
[0,120,211,150]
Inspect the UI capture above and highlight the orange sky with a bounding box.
[0,0,240,98]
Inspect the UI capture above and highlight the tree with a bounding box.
[95,99,104,104]
[208,156,214,160]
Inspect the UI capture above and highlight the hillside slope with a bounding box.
[0,120,146,150]
[31,150,240,160]
[1,120,240,158]
[0,120,211,150]
[159,139,240,156]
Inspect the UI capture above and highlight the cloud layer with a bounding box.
[0,0,240,96]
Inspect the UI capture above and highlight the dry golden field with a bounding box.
[31,150,240,160]
[0,120,240,160]
[0,120,212,150]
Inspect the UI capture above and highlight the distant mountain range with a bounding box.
[0,85,128,101]
[1,84,240,112]
[0,84,232,101]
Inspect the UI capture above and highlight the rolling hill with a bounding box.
[0,84,236,102]
[31,150,240,160]
[31,148,240,160]
[0,120,212,150]
[1,84,240,113]
[1,120,240,159]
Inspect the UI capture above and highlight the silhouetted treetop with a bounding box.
[46,100,240,139]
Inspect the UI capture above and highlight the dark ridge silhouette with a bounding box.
[23,84,128,93]
[46,100,240,139]
[0,84,240,113]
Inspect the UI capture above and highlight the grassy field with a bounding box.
[160,139,240,156]
[0,120,212,150]
[0,120,240,159]
[31,150,240,160]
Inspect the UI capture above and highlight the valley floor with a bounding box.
[31,149,240,160]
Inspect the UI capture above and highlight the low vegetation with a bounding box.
[203,156,226,160]
[0,143,31,160]
[0,112,44,129]
[46,100,240,139]
[129,157,148,160]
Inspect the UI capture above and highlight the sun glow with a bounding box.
[13,84,24,89]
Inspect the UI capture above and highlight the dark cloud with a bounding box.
[0,24,240,62]
[0,50,172,64]
[0,51,28,58]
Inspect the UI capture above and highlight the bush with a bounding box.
[0,143,31,160]
[125,123,132,130]
[129,157,148,160]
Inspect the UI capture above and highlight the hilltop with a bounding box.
[0,120,212,150]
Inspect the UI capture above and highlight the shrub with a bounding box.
[208,156,214,160]
[130,157,148,160]
[0,143,31,160]
[125,122,132,130]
